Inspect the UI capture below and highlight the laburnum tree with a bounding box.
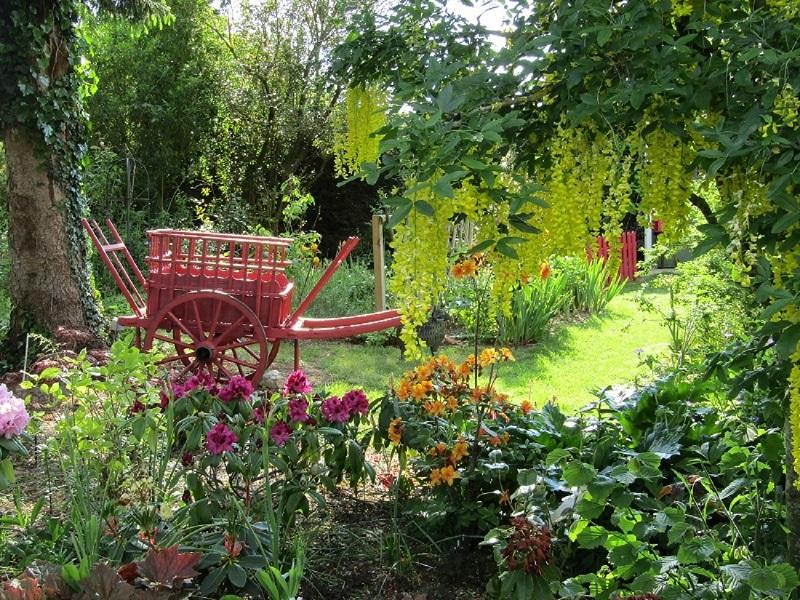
[333,0,800,561]
[0,0,167,356]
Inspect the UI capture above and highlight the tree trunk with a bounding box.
[4,126,92,341]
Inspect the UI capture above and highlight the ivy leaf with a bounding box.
[138,545,202,588]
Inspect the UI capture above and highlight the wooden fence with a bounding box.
[592,230,638,280]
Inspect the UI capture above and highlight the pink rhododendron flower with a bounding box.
[218,375,254,402]
[343,389,368,416]
[321,396,349,423]
[283,370,312,395]
[0,384,29,439]
[205,422,238,455]
[270,420,292,446]
[288,398,309,423]
[253,406,266,425]
[174,372,217,399]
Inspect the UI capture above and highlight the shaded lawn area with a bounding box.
[270,277,673,413]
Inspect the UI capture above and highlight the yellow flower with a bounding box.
[500,347,515,362]
[388,418,403,445]
[451,438,469,463]
[430,468,443,486]
[440,465,460,486]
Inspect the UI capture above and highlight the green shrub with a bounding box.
[296,258,377,318]
[553,256,626,315]
[375,347,795,599]
[498,273,569,345]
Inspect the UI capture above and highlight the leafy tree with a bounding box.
[0,0,168,357]
[334,0,800,562]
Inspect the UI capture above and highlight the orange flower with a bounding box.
[490,435,502,446]
[500,347,515,362]
[461,259,477,277]
[446,395,460,411]
[471,388,486,403]
[388,418,404,445]
[396,380,412,400]
[499,489,511,506]
[440,465,460,486]
[539,261,551,279]
[479,348,499,367]
[458,355,476,378]
[428,442,447,457]
[451,263,465,278]
[430,468,443,486]
[412,381,433,401]
[520,400,533,414]
[424,399,446,417]
[451,438,469,463]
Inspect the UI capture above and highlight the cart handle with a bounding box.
[284,237,360,328]
[82,218,147,318]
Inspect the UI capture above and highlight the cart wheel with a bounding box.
[143,291,269,385]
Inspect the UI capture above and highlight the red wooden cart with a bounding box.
[82,218,401,384]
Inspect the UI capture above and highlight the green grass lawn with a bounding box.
[269,277,673,413]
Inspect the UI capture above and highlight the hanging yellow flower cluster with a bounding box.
[332,85,386,178]
[789,340,800,489]
[537,121,613,257]
[633,127,695,244]
[388,186,457,357]
[723,169,770,285]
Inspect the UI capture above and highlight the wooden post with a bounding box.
[372,214,386,311]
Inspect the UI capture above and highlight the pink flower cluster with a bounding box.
[173,371,217,399]
[205,422,238,455]
[0,384,29,439]
[321,389,369,423]
[284,370,312,395]
[218,375,254,403]
[270,421,292,446]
